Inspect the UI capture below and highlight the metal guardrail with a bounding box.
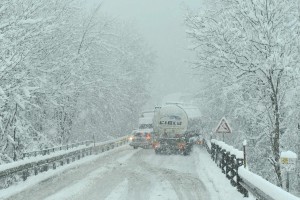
[239,178,274,200]
[203,139,211,154]
[22,140,93,159]
[205,139,300,200]
[208,139,248,196]
[238,166,300,200]
[0,136,129,190]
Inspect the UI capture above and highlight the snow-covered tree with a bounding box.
[0,0,70,161]
[186,0,300,187]
[0,1,154,163]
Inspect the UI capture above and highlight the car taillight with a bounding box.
[153,141,160,149]
[177,142,186,149]
[146,134,151,140]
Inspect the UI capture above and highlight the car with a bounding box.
[189,135,203,145]
[129,130,153,149]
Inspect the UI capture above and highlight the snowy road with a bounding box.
[5,145,245,200]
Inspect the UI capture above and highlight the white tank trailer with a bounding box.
[152,103,200,155]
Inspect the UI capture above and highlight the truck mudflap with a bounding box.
[154,138,193,155]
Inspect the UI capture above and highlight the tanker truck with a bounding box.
[153,103,200,155]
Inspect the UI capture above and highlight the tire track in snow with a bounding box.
[46,147,141,200]
[4,146,212,200]
[44,164,114,200]
[135,150,210,200]
[104,179,129,200]
[148,178,179,200]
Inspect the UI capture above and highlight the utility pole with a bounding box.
[287,171,290,192]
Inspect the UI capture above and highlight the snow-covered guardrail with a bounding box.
[203,138,211,154]
[239,167,300,200]
[22,140,93,159]
[0,136,129,190]
[209,139,248,196]
[205,139,300,200]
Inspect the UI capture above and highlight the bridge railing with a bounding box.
[0,136,129,190]
[204,139,300,200]
[22,140,93,159]
[238,167,300,200]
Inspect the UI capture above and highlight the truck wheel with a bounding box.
[133,146,138,149]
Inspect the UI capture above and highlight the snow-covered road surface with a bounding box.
[4,145,246,200]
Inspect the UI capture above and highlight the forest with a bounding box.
[186,0,300,193]
[0,0,153,163]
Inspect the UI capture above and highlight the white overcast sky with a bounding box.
[90,0,217,107]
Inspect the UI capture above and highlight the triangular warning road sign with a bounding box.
[215,117,232,133]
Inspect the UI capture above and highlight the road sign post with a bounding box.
[280,151,297,192]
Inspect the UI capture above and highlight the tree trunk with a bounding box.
[271,92,282,187]
[12,103,18,161]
